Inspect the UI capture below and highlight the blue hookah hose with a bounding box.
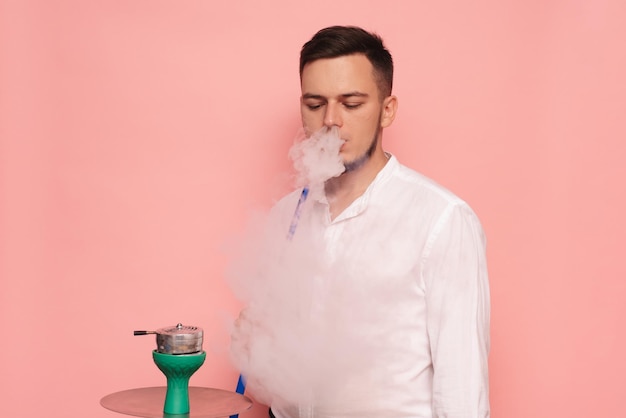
[231,186,309,417]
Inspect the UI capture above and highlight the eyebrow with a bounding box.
[302,91,369,100]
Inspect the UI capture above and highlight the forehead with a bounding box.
[300,54,378,95]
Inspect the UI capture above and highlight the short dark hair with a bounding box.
[299,26,394,99]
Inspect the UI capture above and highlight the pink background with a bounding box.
[1,1,625,417]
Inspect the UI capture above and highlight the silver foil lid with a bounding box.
[156,323,203,354]
[134,323,204,354]
[156,323,202,337]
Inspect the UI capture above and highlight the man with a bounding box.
[231,26,490,418]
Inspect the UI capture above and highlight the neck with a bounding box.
[325,149,389,219]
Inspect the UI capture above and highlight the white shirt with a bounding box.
[235,155,490,418]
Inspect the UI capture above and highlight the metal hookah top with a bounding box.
[134,323,203,354]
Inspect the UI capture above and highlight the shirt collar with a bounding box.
[315,153,399,222]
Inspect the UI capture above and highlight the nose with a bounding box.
[323,102,342,128]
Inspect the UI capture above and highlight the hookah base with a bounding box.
[152,350,206,415]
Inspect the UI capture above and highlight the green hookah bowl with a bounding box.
[153,349,206,414]
[135,323,205,415]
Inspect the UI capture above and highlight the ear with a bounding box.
[380,95,398,128]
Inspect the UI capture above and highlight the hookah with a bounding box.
[136,323,206,415]
[101,323,252,418]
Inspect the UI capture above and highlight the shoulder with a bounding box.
[381,156,473,214]
[394,159,467,207]
[385,157,485,238]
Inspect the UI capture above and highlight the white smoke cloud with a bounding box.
[227,128,392,411]
[288,126,345,188]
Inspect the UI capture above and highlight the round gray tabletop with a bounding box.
[101,386,253,418]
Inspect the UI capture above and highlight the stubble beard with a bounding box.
[343,123,381,173]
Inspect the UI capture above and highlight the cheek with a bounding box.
[360,110,380,124]
[350,114,379,134]
[301,113,322,132]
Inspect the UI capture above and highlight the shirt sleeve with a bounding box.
[422,202,491,418]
